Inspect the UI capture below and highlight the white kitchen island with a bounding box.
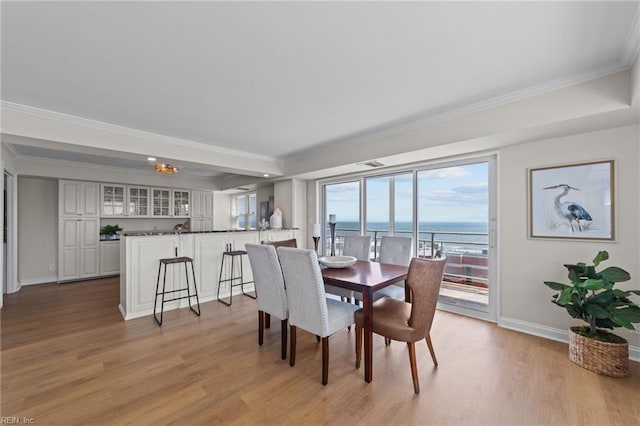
[119,229,299,320]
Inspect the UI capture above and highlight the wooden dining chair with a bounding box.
[355,256,446,394]
[266,238,297,248]
[245,244,289,360]
[277,247,359,385]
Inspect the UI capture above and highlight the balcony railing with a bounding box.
[324,227,488,289]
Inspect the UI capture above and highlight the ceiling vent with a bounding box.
[236,187,251,191]
[358,160,385,168]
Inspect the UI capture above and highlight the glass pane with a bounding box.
[325,181,360,255]
[394,173,414,238]
[417,162,489,312]
[365,177,390,247]
[236,195,247,215]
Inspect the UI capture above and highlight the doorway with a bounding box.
[3,169,18,296]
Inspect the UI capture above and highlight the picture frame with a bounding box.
[528,160,614,240]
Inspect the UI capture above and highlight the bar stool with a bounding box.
[217,250,256,306]
[154,256,201,326]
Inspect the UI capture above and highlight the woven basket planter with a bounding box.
[569,327,629,377]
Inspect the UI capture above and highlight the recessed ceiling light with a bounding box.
[147,157,156,162]
[263,174,270,177]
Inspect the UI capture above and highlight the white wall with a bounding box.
[499,124,640,349]
[213,191,232,230]
[274,179,307,230]
[18,177,58,284]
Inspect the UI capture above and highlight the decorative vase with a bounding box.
[568,326,629,377]
[270,208,283,230]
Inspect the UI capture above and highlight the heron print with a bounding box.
[544,184,592,232]
[530,161,613,240]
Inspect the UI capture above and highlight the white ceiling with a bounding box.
[1,1,639,179]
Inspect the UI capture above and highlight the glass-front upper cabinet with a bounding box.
[173,190,190,217]
[127,186,149,217]
[101,184,125,216]
[152,188,171,217]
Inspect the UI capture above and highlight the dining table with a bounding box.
[321,260,409,383]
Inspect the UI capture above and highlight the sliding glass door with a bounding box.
[321,156,496,321]
[417,161,492,316]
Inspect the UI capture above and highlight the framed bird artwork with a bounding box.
[528,160,614,240]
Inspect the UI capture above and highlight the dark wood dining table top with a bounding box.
[321,260,408,292]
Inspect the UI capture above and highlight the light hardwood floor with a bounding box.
[2,277,639,425]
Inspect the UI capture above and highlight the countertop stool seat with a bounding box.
[154,256,201,326]
[217,250,256,306]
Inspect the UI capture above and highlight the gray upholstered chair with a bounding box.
[355,256,447,393]
[343,235,371,261]
[374,236,413,301]
[245,243,289,360]
[325,235,372,302]
[277,247,359,385]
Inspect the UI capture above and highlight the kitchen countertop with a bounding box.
[122,228,299,237]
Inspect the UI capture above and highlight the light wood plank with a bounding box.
[2,277,639,424]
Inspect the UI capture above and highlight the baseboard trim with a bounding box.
[499,316,639,362]
[20,276,58,286]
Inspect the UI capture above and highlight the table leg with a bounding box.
[362,288,373,383]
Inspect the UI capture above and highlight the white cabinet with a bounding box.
[150,187,191,218]
[59,180,100,282]
[101,184,126,216]
[58,217,100,281]
[59,180,100,217]
[127,186,150,217]
[151,188,171,217]
[100,241,120,276]
[173,190,190,217]
[191,190,213,231]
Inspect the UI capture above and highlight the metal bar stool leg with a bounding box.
[153,262,162,325]
[154,262,168,326]
[189,260,201,316]
[240,255,256,299]
[217,253,232,306]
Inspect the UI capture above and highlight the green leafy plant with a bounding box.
[543,250,640,342]
[100,224,123,236]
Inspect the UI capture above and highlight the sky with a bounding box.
[325,162,488,223]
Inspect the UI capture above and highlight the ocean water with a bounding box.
[330,221,488,255]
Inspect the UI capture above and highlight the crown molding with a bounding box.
[2,140,18,157]
[285,64,631,160]
[0,101,278,163]
[622,6,640,66]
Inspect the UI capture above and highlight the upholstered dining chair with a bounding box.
[325,235,372,303]
[245,244,289,360]
[277,247,359,385]
[374,236,413,301]
[354,256,446,393]
[343,235,372,261]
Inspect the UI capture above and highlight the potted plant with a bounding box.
[100,224,123,240]
[543,250,640,377]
